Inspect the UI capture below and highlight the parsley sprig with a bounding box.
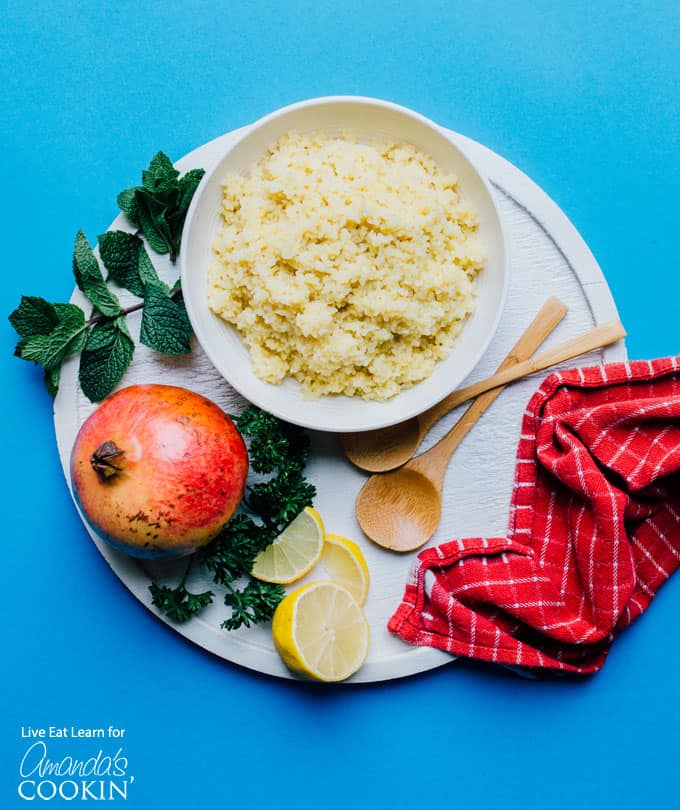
[8,152,203,402]
[149,556,214,623]
[222,580,287,631]
[150,406,316,631]
[150,583,215,623]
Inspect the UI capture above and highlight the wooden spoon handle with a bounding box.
[419,297,568,435]
[409,298,570,486]
[438,320,626,414]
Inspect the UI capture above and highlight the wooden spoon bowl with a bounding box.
[341,419,422,474]
[355,468,442,552]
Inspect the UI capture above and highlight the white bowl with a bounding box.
[180,96,509,433]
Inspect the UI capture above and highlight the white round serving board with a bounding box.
[54,124,626,683]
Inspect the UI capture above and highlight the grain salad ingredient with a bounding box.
[208,131,485,400]
[320,533,370,606]
[70,384,248,559]
[250,506,325,584]
[272,581,370,681]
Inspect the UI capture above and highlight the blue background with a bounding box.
[2,2,678,807]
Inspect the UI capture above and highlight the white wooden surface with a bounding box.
[53,127,626,683]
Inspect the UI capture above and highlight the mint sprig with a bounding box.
[79,318,135,402]
[140,281,192,355]
[97,230,147,297]
[117,152,204,262]
[99,231,192,355]
[8,151,202,401]
[12,299,88,374]
[73,230,122,317]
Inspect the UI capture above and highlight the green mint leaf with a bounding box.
[64,323,90,358]
[72,230,122,317]
[138,245,163,287]
[142,152,179,194]
[98,231,146,297]
[175,168,205,218]
[9,296,58,337]
[175,292,191,325]
[140,282,192,354]
[53,302,84,320]
[44,366,61,397]
[15,305,87,369]
[116,153,204,262]
[98,231,163,296]
[14,335,46,363]
[117,187,141,227]
[166,170,205,258]
[135,191,172,255]
[78,317,134,401]
[150,177,179,209]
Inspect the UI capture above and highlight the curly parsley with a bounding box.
[150,406,316,631]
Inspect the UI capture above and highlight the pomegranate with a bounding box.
[70,384,248,559]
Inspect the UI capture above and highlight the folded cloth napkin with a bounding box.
[388,357,680,674]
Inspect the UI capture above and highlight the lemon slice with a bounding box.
[251,506,324,584]
[272,581,370,681]
[321,533,370,606]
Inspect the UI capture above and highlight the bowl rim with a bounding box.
[180,95,510,433]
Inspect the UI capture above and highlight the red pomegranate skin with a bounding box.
[70,384,248,559]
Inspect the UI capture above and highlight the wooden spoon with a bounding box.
[356,316,626,552]
[342,297,568,472]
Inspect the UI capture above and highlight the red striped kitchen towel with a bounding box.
[388,357,680,674]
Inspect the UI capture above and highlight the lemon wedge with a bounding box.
[251,506,324,584]
[321,533,370,606]
[272,581,370,681]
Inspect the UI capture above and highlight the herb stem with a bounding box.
[87,285,182,326]
[179,556,194,588]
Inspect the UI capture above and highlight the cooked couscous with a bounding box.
[208,131,485,400]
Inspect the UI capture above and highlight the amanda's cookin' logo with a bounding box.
[18,741,134,801]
